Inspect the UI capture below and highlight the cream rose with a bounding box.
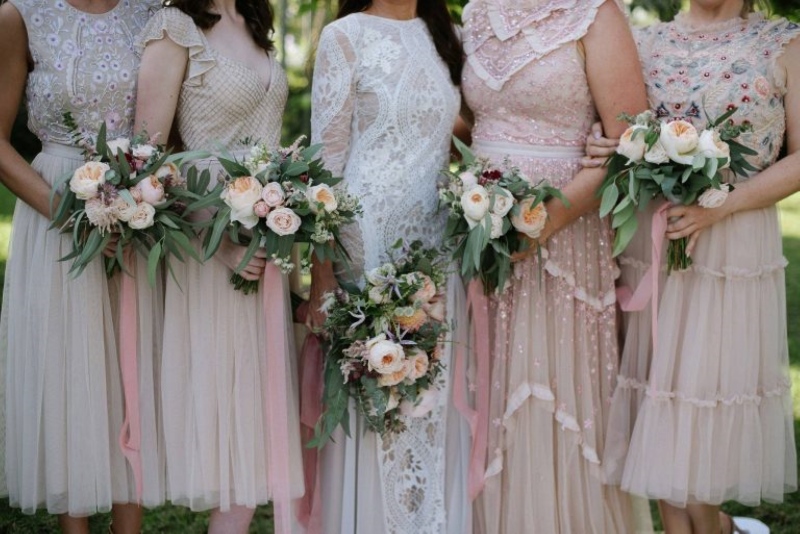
[644,139,670,164]
[266,207,302,236]
[410,274,437,304]
[490,189,514,217]
[154,162,184,186]
[511,198,548,239]
[404,348,430,381]
[697,129,731,168]
[106,137,131,155]
[113,196,138,222]
[365,334,406,375]
[223,176,263,229]
[400,388,439,418]
[127,202,156,230]
[135,175,166,206]
[617,125,648,163]
[261,182,285,207]
[306,184,338,213]
[366,264,396,286]
[659,120,700,165]
[489,214,505,239]
[70,161,109,200]
[131,143,157,160]
[459,171,479,190]
[461,185,490,224]
[697,184,731,209]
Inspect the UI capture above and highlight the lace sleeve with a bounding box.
[311,24,358,177]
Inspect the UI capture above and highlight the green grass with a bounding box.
[0,190,799,532]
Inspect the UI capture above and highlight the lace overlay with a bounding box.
[311,13,460,533]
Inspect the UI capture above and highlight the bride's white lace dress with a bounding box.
[311,13,470,534]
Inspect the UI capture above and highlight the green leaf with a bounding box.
[284,161,310,177]
[612,214,639,257]
[599,182,620,217]
[452,136,475,166]
[147,242,162,287]
[234,235,261,274]
[204,207,232,260]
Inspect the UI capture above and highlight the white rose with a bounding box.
[461,185,490,223]
[366,264,396,286]
[644,139,670,164]
[617,125,648,163]
[697,184,731,209]
[365,334,406,375]
[106,137,131,155]
[659,120,700,165]
[266,207,302,236]
[489,213,505,239]
[490,189,514,217]
[459,171,478,190]
[306,184,338,213]
[400,388,439,418]
[511,197,548,239]
[135,175,166,206]
[131,143,157,160]
[127,202,156,230]
[154,162,184,186]
[70,161,109,200]
[222,176,262,229]
[113,196,138,222]
[261,182,286,207]
[697,129,731,169]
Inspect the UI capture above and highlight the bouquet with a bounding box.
[309,241,448,447]
[51,116,208,284]
[439,138,566,294]
[190,137,361,294]
[598,109,756,271]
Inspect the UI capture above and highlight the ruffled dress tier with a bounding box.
[136,8,304,512]
[1,0,164,515]
[461,1,634,532]
[607,13,799,506]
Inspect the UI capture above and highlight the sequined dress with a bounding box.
[606,12,799,507]
[310,13,471,534]
[1,0,164,515]
[461,1,635,532]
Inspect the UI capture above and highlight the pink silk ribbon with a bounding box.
[261,263,294,534]
[118,247,143,501]
[453,279,492,500]
[616,202,669,353]
[297,329,324,534]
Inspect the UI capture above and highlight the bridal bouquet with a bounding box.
[191,137,361,294]
[51,116,207,283]
[309,241,448,447]
[598,109,756,271]
[440,138,566,294]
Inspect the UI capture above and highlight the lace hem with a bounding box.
[135,8,215,87]
[617,374,793,407]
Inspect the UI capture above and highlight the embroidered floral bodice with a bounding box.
[311,13,460,280]
[462,0,608,150]
[137,8,288,152]
[10,0,158,144]
[636,13,800,174]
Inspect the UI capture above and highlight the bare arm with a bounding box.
[537,0,648,242]
[0,4,56,218]
[133,35,187,142]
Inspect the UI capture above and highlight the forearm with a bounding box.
[0,140,57,218]
[540,165,605,240]
[722,152,800,217]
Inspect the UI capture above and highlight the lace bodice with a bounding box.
[636,13,800,174]
[311,13,460,280]
[136,8,288,151]
[461,0,609,148]
[10,0,158,144]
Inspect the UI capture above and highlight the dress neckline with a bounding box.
[198,31,275,94]
[64,0,123,16]
[354,12,424,25]
[671,11,761,36]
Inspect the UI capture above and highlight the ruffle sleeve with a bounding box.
[135,7,215,87]
[762,17,800,96]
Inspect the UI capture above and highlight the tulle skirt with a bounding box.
[616,204,797,506]
[160,237,304,511]
[2,143,165,515]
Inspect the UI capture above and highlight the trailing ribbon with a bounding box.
[118,247,143,501]
[453,279,492,500]
[261,263,294,534]
[616,202,669,353]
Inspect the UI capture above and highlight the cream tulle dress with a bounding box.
[462,0,637,532]
[136,8,304,512]
[606,12,799,507]
[1,0,164,515]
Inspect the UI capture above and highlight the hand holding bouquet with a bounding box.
[598,109,756,271]
[189,137,361,294]
[309,241,448,447]
[51,115,208,284]
[439,138,567,294]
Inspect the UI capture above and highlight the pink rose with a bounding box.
[266,207,302,236]
[135,175,166,206]
[254,200,270,218]
[261,182,285,207]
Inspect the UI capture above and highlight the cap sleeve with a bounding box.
[135,7,215,87]
[763,18,800,96]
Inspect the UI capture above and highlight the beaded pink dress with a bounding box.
[607,12,799,507]
[462,0,634,532]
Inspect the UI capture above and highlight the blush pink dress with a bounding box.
[461,0,634,532]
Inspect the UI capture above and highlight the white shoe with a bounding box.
[730,517,770,534]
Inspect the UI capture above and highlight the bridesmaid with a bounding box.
[585,0,799,532]
[0,0,163,532]
[134,1,303,533]
[460,0,648,532]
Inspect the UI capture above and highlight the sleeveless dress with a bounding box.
[135,8,304,512]
[310,13,471,534]
[607,12,799,507]
[1,0,164,515]
[461,1,635,532]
